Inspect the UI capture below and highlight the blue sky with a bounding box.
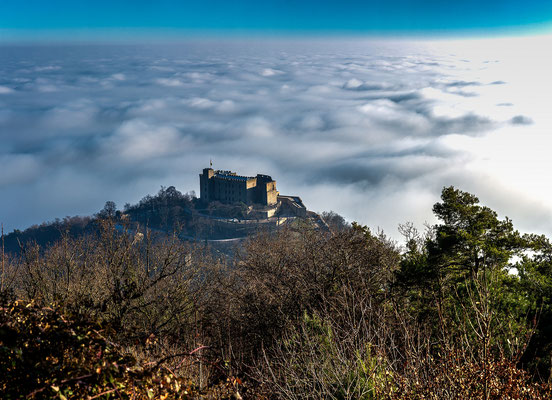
[2,0,552,40]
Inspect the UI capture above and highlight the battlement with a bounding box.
[199,167,278,206]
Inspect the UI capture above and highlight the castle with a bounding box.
[199,167,279,206]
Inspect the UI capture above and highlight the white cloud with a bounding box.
[242,117,275,138]
[185,97,238,114]
[0,85,14,94]
[343,78,363,89]
[261,68,284,77]
[111,73,126,81]
[40,99,99,134]
[343,78,395,91]
[37,85,58,92]
[155,77,184,87]
[358,99,430,133]
[2,37,552,241]
[34,66,61,72]
[104,119,188,162]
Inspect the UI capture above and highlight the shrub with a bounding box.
[0,300,190,399]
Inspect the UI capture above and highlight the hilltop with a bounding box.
[2,185,341,255]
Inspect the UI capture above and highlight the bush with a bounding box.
[392,356,552,400]
[0,300,190,399]
[261,311,393,400]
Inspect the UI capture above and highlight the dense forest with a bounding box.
[1,186,552,399]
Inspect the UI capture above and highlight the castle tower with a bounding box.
[199,168,215,202]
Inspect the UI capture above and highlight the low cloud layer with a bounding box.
[0,38,550,239]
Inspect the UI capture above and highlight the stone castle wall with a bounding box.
[199,168,278,206]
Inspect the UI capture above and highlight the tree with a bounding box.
[320,210,350,232]
[399,187,534,362]
[428,187,524,277]
[98,200,117,219]
[517,235,552,379]
[394,187,547,399]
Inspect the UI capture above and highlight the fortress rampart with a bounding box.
[199,168,278,206]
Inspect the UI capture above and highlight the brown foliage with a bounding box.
[2,213,550,399]
[392,356,552,400]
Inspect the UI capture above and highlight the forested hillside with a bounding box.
[2,186,265,254]
[1,186,552,399]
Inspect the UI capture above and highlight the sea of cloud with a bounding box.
[1,36,551,239]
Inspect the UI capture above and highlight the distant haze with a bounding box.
[1,36,552,239]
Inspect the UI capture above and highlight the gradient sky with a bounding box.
[2,2,552,240]
[2,36,552,238]
[2,0,552,40]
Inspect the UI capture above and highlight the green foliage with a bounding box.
[268,312,392,400]
[517,238,552,378]
[429,186,524,279]
[397,186,537,363]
